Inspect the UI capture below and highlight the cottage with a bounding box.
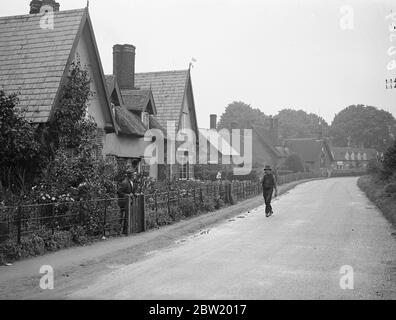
[0,1,116,152]
[331,147,379,170]
[284,138,334,172]
[104,44,166,179]
[134,69,199,180]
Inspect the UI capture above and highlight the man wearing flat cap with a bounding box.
[117,169,138,234]
[261,165,278,217]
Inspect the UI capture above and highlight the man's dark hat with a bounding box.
[264,165,272,171]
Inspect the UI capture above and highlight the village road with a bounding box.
[69,178,396,300]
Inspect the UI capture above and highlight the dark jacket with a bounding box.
[117,178,137,208]
[262,173,276,190]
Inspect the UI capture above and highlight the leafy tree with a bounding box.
[218,101,270,130]
[0,90,41,192]
[382,140,396,178]
[50,58,94,150]
[330,105,396,152]
[276,109,329,139]
[284,153,305,173]
[38,59,117,201]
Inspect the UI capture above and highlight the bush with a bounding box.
[178,198,198,218]
[382,140,396,178]
[385,182,396,194]
[214,196,225,210]
[200,197,216,212]
[70,226,89,245]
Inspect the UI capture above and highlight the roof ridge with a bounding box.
[0,8,86,20]
[135,69,189,75]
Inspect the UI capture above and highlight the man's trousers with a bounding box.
[263,188,274,214]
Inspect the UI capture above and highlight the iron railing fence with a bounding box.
[0,197,123,244]
[0,171,325,244]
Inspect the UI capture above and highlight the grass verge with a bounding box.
[358,175,396,228]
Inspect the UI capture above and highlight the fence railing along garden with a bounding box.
[0,171,324,248]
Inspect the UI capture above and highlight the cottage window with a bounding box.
[179,162,189,180]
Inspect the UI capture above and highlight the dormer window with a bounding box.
[142,111,149,128]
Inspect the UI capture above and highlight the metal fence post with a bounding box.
[51,203,55,235]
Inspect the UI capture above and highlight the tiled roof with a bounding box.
[135,70,189,128]
[149,115,167,135]
[121,89,151,112]
[0,9,86,123]
[332,147,378,161]
[114,105,146,137]
[252,125,282,158]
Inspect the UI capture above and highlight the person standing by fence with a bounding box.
[261,165,278,217]
[117,169,138,234]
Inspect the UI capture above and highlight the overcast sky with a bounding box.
[2,0,396,127]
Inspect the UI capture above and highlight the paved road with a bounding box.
[69,177,396,300]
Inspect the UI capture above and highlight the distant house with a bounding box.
[135,69,199,180]
[331,147,379,170]
[250,121,283,173]
[104,45,166,179]
[218,117,283,176]
[0,1,116,153]
[284,138,334,172]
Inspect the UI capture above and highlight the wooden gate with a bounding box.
[127,195,146,235]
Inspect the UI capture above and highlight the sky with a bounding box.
[1,0,396,128]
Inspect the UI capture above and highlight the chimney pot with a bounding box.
[30,0,60,14]
[210,114,217,130]
[113,44,136,90]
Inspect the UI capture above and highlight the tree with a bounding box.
[382,140,396,178]
[50,59,94,150]
[276,109,329,139]
[218,101,270,130]
[330,105,396,152]
[0,90,41,191]
[284,153,305,173]
[39,59,117,201]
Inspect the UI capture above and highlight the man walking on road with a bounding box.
[262,165,278,217]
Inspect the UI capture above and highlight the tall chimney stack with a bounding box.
[30,0,60,14]
[113,44,136,90]
[210,114,217,130]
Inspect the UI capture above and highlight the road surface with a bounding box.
[67,178,396,300]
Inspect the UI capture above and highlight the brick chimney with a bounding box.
[113,44,136,90]
[30,0,60,14]
[210,114,217,130]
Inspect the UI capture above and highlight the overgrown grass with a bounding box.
[358,175,396,227]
